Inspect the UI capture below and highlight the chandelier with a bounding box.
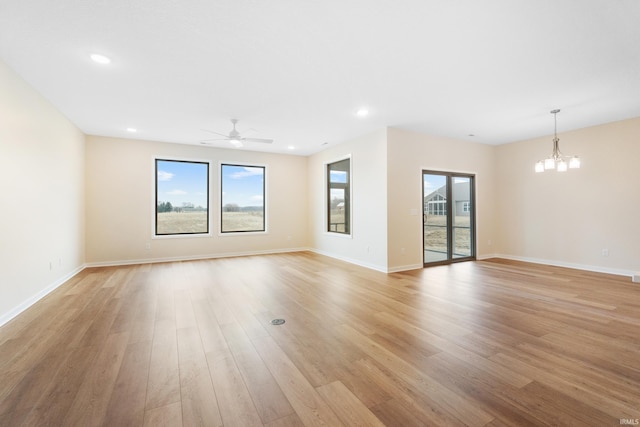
[535,109,580,173]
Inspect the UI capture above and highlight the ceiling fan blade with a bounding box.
[200,138,227,142]
[243,137,273,144]
[201,129,230,138]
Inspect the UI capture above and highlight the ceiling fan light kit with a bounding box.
[200,119,274,148]
[535,109,580,173]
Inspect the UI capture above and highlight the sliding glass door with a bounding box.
[423,171,475,266]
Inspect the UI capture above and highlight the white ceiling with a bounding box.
[1,0,639,155]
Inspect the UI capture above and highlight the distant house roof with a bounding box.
[424,182,470,202]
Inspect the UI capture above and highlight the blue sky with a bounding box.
[423,174,446,197]
[330,170,347,183]
[221,165,264,207]
[156,160,208,208]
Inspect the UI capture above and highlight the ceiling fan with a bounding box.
[201,119,273,148]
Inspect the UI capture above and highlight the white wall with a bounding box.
[85,135,308,265]
[307,130,388,271]
[495,117,640,275]
[386,127,498,271]
[0,61,85,324]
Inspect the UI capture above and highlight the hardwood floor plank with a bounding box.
[340,323,495,426]
[263,413,306,427]
[352,357,462,426]
[20,345,100,426]
[252,335,345,427]
[369,398,432,427]
[326,363,392,409]
[490,349,639,419]
[206,341,264,427]
[146,328,180,410]
[220,321,295,424]
[145,283,180,410]
[316,380,386,427]
[103,340,153,427]
[143,401,183,427]
[62,331,130,427]
[420,351,543,426]
[175,289,198,330]
[0,337,71,425]
[176,327,223,427]
[65,286,120,349]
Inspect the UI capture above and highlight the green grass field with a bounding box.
[156,211,265,234]
[221,211,265,232]
[157,211,208,234]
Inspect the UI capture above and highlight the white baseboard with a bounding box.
[477,253,499,260]
[308,249,388,273]
[84,247,309,268]
[0,265,86,328]
[488,253,635,280]
[388,264,424,273]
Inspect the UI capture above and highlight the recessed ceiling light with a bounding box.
[126,127,137,133]
[90,53,111,64]
[356,108,369,117]
[287,146,295,150]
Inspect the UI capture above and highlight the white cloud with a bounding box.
[166,189,187,195]
[230,167,263,179]
[251,195,263,201]
[157,170,174,181]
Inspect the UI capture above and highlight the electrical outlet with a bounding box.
[601,249,609,257]
[145,243,151,250]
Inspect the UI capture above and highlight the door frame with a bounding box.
[422,170,476,267]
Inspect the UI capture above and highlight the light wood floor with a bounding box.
[1,252,639,426]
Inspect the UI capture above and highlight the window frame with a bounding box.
[422,169,476,266]
[153,157,211,239]
[219,162,267,235]
[325,155,352,236]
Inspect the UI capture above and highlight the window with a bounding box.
[155,159,209,236]
[463,201,471,212]
[220,163,266,233]
[327,158,350,234]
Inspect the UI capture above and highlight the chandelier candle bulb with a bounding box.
[569,156,581,169]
